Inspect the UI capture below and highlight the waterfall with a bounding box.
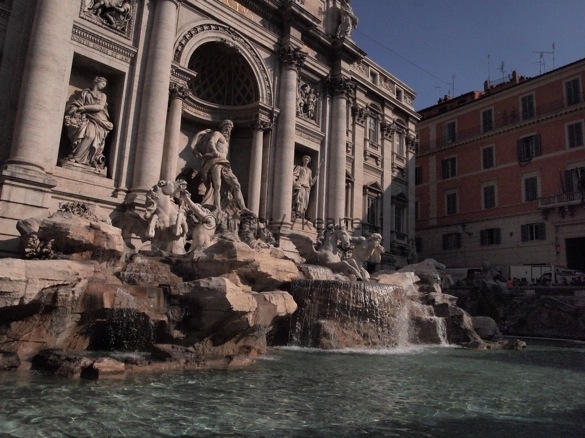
[286,279,446,349]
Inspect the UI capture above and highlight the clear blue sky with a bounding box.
[350,0,585,111]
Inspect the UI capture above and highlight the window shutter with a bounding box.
[442,160,448,178]
[480,229,486,246]
[534,134,541,156]
[564,170,574,192]
[456,233,462,248]
[538,223,546,240]
[521,225,528,242]
[495,228,501,244]
[517,139,524,161]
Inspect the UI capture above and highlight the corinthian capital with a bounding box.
[327,76,354,99]
[169,82,189,100]
[279,46,307,70]
[250,116,273,131]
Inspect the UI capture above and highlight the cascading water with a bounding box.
[286,279,448,349]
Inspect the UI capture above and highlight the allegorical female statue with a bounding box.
[63,76,114,171]
[292,155,320,221]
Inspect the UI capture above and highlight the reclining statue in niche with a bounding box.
[189,120,252,218]
[90,0,132,31]
[63,76,113,172]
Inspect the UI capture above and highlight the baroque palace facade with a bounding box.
[0,0,419,266]
[415,58,585,276]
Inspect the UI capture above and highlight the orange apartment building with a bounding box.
[415,58,585,277]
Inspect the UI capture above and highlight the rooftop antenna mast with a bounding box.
[498,61,506,82]
[533,44,555,74]
[487,54,491,82]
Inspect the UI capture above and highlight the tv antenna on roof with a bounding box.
[498,61,506,82]
[533,43,555,74]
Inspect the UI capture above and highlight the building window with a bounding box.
[415,237,422,254]
[483,184,496,209]
[367,116,378,143]
[517,134,541,162]
[523,175,539,202]
[441,156,457,179]
[444,121,456,143]
[482,108,493,132]
[415,199,420,220]
[521,94,535,120]
[482,145,495,169]
[565,78,581,106]
[442,233,462,250]
[396,88,403,101]
[567,121,584,148]
[480,228,501,246]
[397,131,406,156]
[445,191,458,215]
[393,204,406,234]
[364,184,383,234]
[521,223,546,242]
[415,166,423,185]
[563,167,585,193]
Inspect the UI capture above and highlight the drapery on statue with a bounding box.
[90,0,132,30]
[292,155,321,221]
[336,0,358,39]
[189,120,250,215]
[63,76,113,171]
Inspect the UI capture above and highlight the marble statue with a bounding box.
[190,120,250,216]
[288,224,365,280]
[143,180,189,255]
[90,0,132,31]
[336,0,358,39]
[296,80,319,121]
[292,155,320,221]
[63,76,113,171]
[348,233,384,281]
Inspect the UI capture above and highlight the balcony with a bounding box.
[539,190,583,209]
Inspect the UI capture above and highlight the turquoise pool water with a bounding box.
[1,341,584,437]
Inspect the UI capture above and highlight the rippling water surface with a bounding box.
[1,341,584,437]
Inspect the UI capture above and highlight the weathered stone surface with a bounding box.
[256,291,297,317]
[118,254,183,286]
[80,357,126,380]
[0,259,98,307]
[398,259,446,293]
[180,238,300,291]
[472,316,502,341]
[0,351,20,370]
[373,271,421,298]
[31,349,94,378]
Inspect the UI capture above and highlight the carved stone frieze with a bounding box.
[297,78,319,122]
[72,24,136,63]
[79,0,136,39]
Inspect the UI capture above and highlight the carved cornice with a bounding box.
[71,24,136,63]
[169,82,189,100]
[170,63,197,86]
[295,119,325,145]
[327,76,354,99]
[280,0,321,34]
[279,46,307,70]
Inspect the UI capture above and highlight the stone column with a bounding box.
[4,1,76,172]
[161,83,188,181]
[131,0,179,192]
[272,46,306,225]
[327,76,353,222]
[248,118,271,215]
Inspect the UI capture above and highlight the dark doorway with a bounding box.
[566,237,585,272]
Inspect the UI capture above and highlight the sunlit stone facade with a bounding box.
[0,0,419,266]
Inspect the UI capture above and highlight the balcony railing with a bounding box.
[538,190,583,208]
[419,93,585,151]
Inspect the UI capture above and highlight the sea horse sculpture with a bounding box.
[288,225,365,280]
